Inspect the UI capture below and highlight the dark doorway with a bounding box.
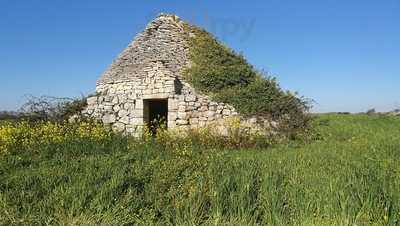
[144,99,168,135]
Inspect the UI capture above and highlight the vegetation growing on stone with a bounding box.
[184,24,311,135]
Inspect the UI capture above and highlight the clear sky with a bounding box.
[0,0,399,112]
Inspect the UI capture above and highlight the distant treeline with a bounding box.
[0,111,25,120]
[0,95,87,122]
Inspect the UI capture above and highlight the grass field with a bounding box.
[0,114,399,225]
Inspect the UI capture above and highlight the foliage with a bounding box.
[1,114,400,225]
[183,24,311,136]
[0,111,26,121]
[0,120,112,155]
[153,117,274,150]
[366,108,376,116]
[183,26,256,92]
[20,95,87,122]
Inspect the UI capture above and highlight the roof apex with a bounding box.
[144,13,185,31]
[97,13,190,85]
[155,13,181,21]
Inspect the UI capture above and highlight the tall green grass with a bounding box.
[0,114,399,225]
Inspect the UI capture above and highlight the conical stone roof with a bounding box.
[98,13,191,85]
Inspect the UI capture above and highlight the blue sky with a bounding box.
[0,0,399,112]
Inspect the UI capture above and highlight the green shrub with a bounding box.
[184,26,256,92]
[183,24,311,137]
[20,95,87,122]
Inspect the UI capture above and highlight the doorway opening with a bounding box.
[143,99,168,135]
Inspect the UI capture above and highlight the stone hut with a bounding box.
[84,13,264,136]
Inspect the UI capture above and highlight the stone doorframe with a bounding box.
[140,93,178,130]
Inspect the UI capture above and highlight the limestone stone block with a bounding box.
[97,96,104,103]
[118,109,129,117]
[102,114,116,124]
[113,105,121,112]
[185,95,196,102]
[135,100,143,109]
[176,119,188,125]
[199,106,208,112]
[120,116,130,124]
[87,96,97,105]
[129,109,143,117]
[178,105,186,112]
[104,105,113,111]
[119,95,127,103]
[113,122,125,132]
[168,112,177,120]
[191,111,200,118]
[222,109,231,116]
[206,111,215,117]
[124,103,134,110]
[249,117,257,124]
[112,96,119,104]
[168,100,178,110]
[165,86,175,93]
[86,104,95,110]
[130,117,143,125]
[270,121,279,129]
[151,93,169,99]
[128,93,136,100]
[186,106,195,111]
[178,112,187,119]
[167,121,176,128]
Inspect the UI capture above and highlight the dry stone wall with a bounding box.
[84,61,239,136]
